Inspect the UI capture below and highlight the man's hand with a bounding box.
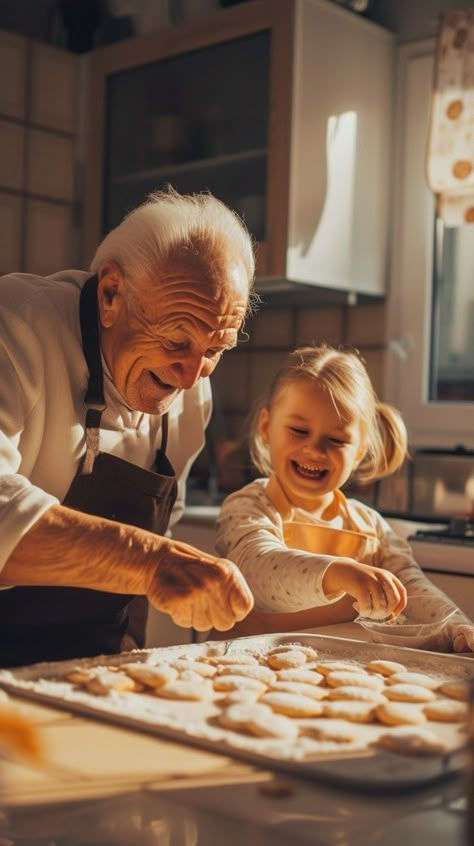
[145,539,254,631]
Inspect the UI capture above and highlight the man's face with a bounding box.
[97,259,249,415]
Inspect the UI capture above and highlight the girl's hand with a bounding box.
[322,559,407,620]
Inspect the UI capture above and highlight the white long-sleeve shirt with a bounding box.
[216,478,473,650]
[0,270,212,570]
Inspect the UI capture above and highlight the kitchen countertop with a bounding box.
[0,624,470,846]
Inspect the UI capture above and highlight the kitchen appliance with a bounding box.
[407,517,474,577]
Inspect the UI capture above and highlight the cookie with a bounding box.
[216,664,277,685]
[384,683,436,703]
[316,662,366,676]
[218,689,262,706]
[366,660,406,676]
[155,680,212,701]
[376,701,426,726]
[209,653,258,666]
[322,700,376,723]
[423,699,468,723]
[65,667,96,685]
[269,681,329,701]
[266,650,308,669]
[267,644,318,662]
[85,669,139,696]
[438,680,469,702]
[299,718,360,743]
[219,703,298,740]
[387,671,440,690]
[373,726,447,756]
[276,668,324,685]
[261,691,324,717]
[122,662,178,688]
[326,685,386,704]
[213,674,267,694]
[325,671,384,690]
[171,658,217,678]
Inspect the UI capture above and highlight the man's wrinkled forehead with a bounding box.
[139,237,249,322]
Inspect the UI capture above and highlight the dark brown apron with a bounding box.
[0,274,177,667]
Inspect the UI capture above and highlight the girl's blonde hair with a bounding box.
[250,344,408,485]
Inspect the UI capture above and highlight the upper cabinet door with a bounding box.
[30,42,79,133]
[0,30,27,120]
[84,0,393,296]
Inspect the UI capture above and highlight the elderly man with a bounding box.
[0,189,255,666]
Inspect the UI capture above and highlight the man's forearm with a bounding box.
[0,504,158,594]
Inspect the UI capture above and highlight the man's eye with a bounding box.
[206,348,224,359]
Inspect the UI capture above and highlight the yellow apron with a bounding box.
[219,479,379,638]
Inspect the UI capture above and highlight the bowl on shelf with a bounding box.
[355,594,458,648]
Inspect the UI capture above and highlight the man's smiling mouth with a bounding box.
[148,370,175,391]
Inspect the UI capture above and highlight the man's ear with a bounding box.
[258,406,270,443]
[97,262,126,328]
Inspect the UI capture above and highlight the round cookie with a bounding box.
[219,702,298,740]
[266,650,308,669]
[122,662,179,688]
[212,653,258,666]
[326,685,386,704]
[261,691,324,717]
[423,698,468,723]
[316,662,366,676]
[323,700,376,723]
[438,680,469,701]
[387,671,440,690]
[299,718,360,743]
[213,674,267,694]
[171,658,217,678]
[376,701,426,726]
[155,680,212,701]
[276,668,324,685]
[384,683,436,703]
[373,726,447,756]
[269,681,329,701]
[325,671,384,690]
[216,664,277,685]
[218,689,262,706]
[266,644,318,662]
[366,659,407,676]
[85,669,139,695]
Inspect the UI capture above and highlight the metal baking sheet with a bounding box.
[0,634,471,794]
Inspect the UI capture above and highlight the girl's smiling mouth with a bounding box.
[292,461,328,480]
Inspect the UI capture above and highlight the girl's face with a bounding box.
[259,378,366,514]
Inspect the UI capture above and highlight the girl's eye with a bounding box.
[289,426,308,436]
[329,437,347,446]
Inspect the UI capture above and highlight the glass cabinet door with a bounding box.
[104,30,270,243]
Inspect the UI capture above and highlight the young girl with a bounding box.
[216,345,474,652]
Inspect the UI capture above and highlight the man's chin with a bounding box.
[148,390,180,416]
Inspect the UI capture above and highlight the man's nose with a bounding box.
[172,356,207,389]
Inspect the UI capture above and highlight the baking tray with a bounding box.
[0,634,471,794]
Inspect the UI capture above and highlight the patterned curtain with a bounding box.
[426,10,474,226]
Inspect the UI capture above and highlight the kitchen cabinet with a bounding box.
[0,30,27,119]
[0,30,80,277]
[84,0,394,297]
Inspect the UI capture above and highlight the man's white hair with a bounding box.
[90,188,256,313]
